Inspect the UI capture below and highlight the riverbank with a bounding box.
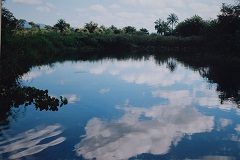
[2,31,239,62]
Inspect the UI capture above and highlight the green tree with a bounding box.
[217,1,240,34]
[123,26,136,34]
[2,7,17,31]
[75,28,89,33]
[29,21,40,31]
[154,18,170,35]
[139,28,149,35]
[109,25,121,34]
[84,21,98,33]
[44,25,53,31]
[16,19,26,30]
[54,19,70,33]
[167,13,179,33]
[175,15,207,37]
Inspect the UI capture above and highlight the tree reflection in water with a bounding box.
[0,53,68,137]
[168,53,240,108]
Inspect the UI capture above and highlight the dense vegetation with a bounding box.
[1,0,240,58]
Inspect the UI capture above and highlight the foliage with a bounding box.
[0,86,68,111]
[29,21,40,31]
[154,18,170,35]
[2,7,17,31]
[1,0,240,55]
[123,26,136,34]
[175,15,207,37]
[54,19,70,33]
[84,21,98,33]
[139,28,149,35]
[217,1,240,34]
[16,19,26,30]
[167,13,179,33]
[109,25,122,34]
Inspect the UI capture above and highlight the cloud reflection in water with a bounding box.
[75,105,214,160]
[0,124,66,159]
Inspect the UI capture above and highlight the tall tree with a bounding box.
[154,18,170,35]
[154,18,163,35]
[2,7,17,31]
[84,21,98,33]
[16,19,26,30]
[54,19,70,33]
[217,1,240,34]
[175,15,206,37]
[167,13,179,33]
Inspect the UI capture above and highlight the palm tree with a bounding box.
[154,18,163,35]
[154,18,170,35]
[54,19,70,33]
[167,13,179,33]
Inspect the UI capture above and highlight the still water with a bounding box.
[1,56,240,160]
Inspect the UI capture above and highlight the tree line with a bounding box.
[1,0,240,54]
[2,1,239,37]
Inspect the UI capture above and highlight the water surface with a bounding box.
[1,56,240,160]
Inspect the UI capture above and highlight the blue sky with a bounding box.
[4,0,234,33]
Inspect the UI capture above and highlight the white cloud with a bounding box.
[235,124,240,132]
[61,94,80,103]
[72,57,239,113]
[74,58,188,87]
[109,4,121,9]
[21,65,55,81]
[217,118,232,131]
[187,2,220,19]
[116,12,147,27]
[36,6,50,12]
[13,0,42,4]
[152,90,192,106]
[121,0,166,8]
[21,71,42,81]
[74,0,230,32]
[202,156,237,160]
[46,2,56,8]
[75,105,214,160]
[36,2,56,12]
[116,0,232,32]
[0,124,65,159]
[219,118,232,128]
[90,4,108,14]
[99,88,110,94]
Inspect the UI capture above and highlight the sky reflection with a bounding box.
[0,124,65,159]
[74,58,200,87]
[9,56,240,159]
[21,65,56,82]
[75,104,214,160]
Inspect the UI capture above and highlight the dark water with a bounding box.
[1,55,240,160]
